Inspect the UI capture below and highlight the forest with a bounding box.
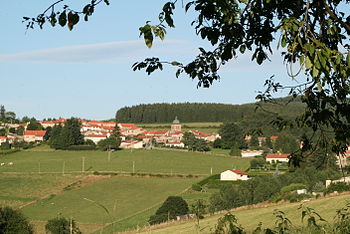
[115,98,305,124]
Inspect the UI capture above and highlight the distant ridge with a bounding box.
[115,97,305,123]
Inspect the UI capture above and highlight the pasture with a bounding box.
[138,193,350,233]
[23,176,197,232]
[0,149,250,175]
[0,174,82,208]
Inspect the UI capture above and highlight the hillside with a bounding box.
[136,193,350,233]
[115,98,305,124]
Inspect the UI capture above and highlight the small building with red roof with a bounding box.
[266,153,290,163]
[0,136,7,144]
[220,169,249,181]
[23,130,46,142]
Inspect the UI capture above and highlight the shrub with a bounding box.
[148,196,189,225]
[45,217,81,234]
[326,182,350,194]
[0,206,33,234]
[192,183,202,191]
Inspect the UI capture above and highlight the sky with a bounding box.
[0,1,296,120]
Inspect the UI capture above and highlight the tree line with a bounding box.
[115,99,305,124]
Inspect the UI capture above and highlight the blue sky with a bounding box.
[0,1,294,120]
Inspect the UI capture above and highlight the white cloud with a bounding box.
[0,40,188,64]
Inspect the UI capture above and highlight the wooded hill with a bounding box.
[115,98,305,124]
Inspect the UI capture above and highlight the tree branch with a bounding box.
[324,4,350,34]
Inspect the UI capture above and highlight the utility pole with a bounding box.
[108,145,111,162]
[132,161,135,173]
[210,167,213,175]
[38,162,41,174]
[62,161,65,175]
[82,157,85,172]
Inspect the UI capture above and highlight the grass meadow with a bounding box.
[22,176,197,232]
[0,148,251,233]
[138,193,350,234]
[0,174,82,208]
[0,149,250,175]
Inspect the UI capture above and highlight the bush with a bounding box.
[280,183,307,194]
[326,182,350,194]
[45,217,81,234]
[0,149,20,155]
[148,196,189,225]
[0,206,33,234]
[192,183,202,191]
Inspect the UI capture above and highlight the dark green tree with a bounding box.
[249,134,260,149]
[48,125,63,149]
[182,132,210,152]
[97,135,121,151]
[264,137,273,149]
[274,134,299,154]
[59,118,84,148]
[149,196,189,225]
[0,206,33,234]
[45,217,81,234]
[26,118,43,130]
[219,123,245,149]
[0,105,5,120]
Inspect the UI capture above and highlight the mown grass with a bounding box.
[0,174,82,208]
[0,149,250,175]
[22,176,197,232]
[138,193,350,233]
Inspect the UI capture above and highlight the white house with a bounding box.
[120,140,143,149]
[84,134,109,144]
[266,153,290,163]
[220,169,249,181]
[240,150,264,158]
[23,130,46,142]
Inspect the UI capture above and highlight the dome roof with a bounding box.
[172,116,180,124]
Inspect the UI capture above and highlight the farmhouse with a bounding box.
[266,153,290,163]
[220,169,249,181]
[23,130,46,142]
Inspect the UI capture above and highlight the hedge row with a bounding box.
[0,149,21,155]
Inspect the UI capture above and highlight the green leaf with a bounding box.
[67,12,80,31]
[347,53,350,67]
[305,56,312,69]
[239,45,246,54]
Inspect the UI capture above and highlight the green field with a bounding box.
[22,176,196,232]
[0,148,251,233]
[138,193,350,233]
[0,149,250,175]
[0,174,82,208]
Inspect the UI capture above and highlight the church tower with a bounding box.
[171,116,182,132]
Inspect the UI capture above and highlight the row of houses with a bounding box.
[0,117,221,149]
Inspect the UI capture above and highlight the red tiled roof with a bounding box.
[24,130,46,137]
[270,136,279,140]
[266,153,290,159]
[0,136,6,139]
[228,169,247,175]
